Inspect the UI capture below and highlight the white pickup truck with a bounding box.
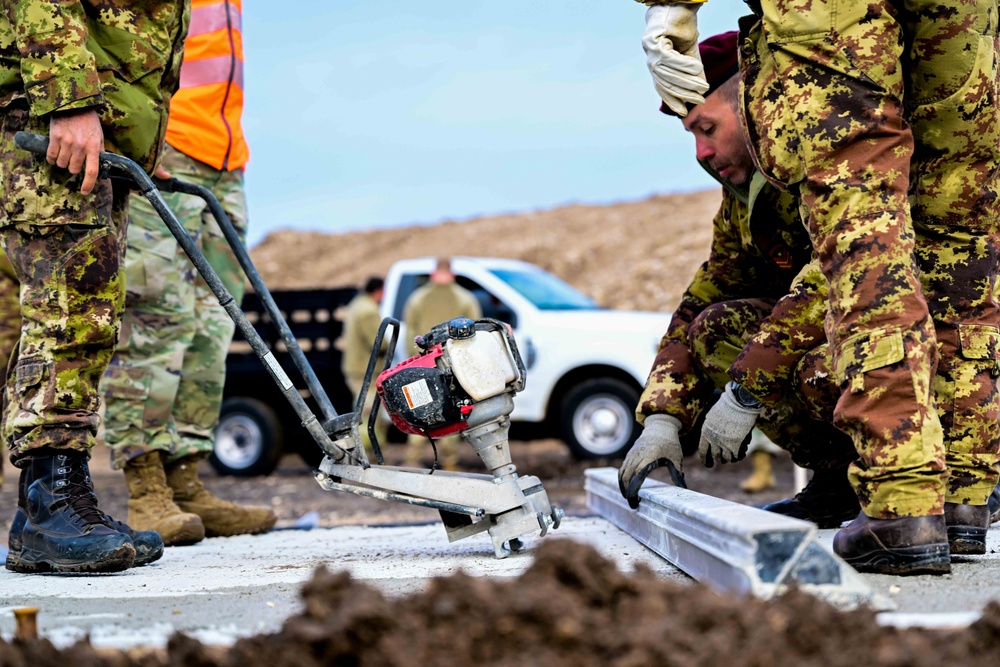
[212,256,671,475]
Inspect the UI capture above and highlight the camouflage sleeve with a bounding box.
[636,193,754,428]
[728,258,828,403]
[6,0,103,117]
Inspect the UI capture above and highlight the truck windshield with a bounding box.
[488,268,597,310]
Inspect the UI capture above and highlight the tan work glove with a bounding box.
[618,413,684,509]
[698,382,761,467]
[642,3,709,117]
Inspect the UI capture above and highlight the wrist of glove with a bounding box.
[642,3,708,117]
[618,413,684,509]
[697,383,762,467]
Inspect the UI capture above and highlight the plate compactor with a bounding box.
[14,132,562,559]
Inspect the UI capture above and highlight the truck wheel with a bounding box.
[211,397,284,477]
[561,379,640,460]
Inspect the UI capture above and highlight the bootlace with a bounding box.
[51,456,116,528]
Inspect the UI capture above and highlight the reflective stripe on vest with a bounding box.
[164,0,248,171]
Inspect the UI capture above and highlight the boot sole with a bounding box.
[947,526,987,556]
[203,517,278,538]
[840,543,951,576]
[161,523,206,547]
[5,544,135,574]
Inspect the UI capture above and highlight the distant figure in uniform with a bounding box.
[402,258,482,469]
[341,276,390,452]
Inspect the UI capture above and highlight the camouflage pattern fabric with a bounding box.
[739,0,1000,517]
[0,0,190,174]
[0,108,129,464]
[101,144,247,469]
[903,0,1000,506]
[637,179,817,428]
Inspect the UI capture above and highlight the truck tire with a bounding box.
[211,397,284,477]
[561,378,640,460]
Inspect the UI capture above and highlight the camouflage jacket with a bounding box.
[0,1,190,174]
[637,172,827,428]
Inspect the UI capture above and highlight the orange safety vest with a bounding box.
[164,0,249,171]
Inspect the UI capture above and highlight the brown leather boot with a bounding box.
[165,454,277,537]
[833,512,950,575]
[740,450,775,493]
[944,502,990,555]
[123,452,205,546]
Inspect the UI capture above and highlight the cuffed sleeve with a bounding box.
[10,0,103,116]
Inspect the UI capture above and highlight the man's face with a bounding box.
[681,89,754,187]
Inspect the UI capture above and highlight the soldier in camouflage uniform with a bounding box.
[100,0,275,546]
[0,0,188,573]
[619,33,859,529]
[635,0,1000,574]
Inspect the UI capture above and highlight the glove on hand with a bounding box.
[698,382,761,467]
[619,413,684,509]
[642,3,709,117]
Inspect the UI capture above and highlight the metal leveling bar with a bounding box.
[584,467,890,611]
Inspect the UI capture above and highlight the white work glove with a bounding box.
[642,3,709,117]
[698,382,761,467]
[618,413,684,509]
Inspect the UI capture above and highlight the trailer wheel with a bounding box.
[561,379,640,460]
[211,397,284,477]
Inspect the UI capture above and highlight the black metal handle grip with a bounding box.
[14,131,50,156]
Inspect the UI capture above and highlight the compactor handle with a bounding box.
[14,131,155,192]
[13,131,50,157]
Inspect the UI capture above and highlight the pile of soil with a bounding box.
[4,540,1000,667]
[249,190,721,313]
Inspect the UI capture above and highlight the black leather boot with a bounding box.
[761,467,860,529]
[944,502,990,556]
[9,463,162,567]
[833,512,950,575]
[101,514,163,566]
[6,452,135,574]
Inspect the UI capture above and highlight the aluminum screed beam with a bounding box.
[585,467,891,611]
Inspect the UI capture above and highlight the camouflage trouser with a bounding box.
[101,145,248,469]
[0,106,129,466]
[740,0,1000,517]
[687,300,856,472]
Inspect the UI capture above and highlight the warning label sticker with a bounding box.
[402,379,433,409]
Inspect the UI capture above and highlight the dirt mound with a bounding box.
[249,190,720,313]
[5,540,1000,667]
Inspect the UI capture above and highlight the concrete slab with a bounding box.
[0,515,997,649]
[0,515,686,649]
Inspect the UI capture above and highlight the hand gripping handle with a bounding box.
[14,131,156,193]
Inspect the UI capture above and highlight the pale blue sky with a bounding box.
[240,1,748,247]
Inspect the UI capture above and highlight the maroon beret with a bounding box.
[699,31,739,97]
[658,30,739,116]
